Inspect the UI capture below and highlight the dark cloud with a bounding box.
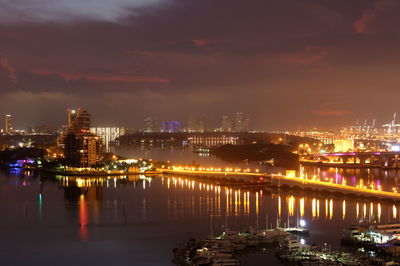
[0,0,399,130]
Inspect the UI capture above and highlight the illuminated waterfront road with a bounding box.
[159,168,400,201]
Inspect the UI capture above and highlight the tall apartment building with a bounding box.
[4,114,12,133]
[64,132,102,167]
[67,108,90,132]
[61,108,103,167]
[233,112,250,132]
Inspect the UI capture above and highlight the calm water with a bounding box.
[2,147,400,265]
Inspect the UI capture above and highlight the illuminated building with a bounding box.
[233,112,250,132]
[64,132,103,167]
[188,135,239,147]
[67,108,90,133]
[187,115,206,132]
[221,115,232,132]
[333,139,354,152]
[187,114,198,132]
[90,127,125,152]
[162,121,181,133]
[4,114,12,134]
[198,115,206,132]
[144,117,161,132]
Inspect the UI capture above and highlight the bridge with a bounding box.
[300,151,400,168]
[158,166,400,201]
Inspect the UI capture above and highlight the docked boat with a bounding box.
[256,228,288,244]
[211,258,240,266]
[282,238,309,251]
[284,227,309,235]
[377,239,400,255]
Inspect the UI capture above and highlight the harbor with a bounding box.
[173,226,395,265]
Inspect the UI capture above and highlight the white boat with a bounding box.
[282,238,309,251]
[256,228,288,244]
[284,227,309,235]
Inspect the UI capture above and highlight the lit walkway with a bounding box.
[158,167,400,200]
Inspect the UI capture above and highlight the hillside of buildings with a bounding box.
[211,143,299,168]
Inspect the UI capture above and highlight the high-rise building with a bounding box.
[67,108,90,133]
[61,108,102,167]
[187,114,206,132]
[221,115,232,132]
[233,112,250,132]
[144,117,161,132]
[4,114,12,134]
[64,132,103,167]
[162,121,181,133]
[187,114,198,132]
[90,127,125,152]
[198,115,206,132]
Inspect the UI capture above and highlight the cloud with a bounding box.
[353,0,400,34]
[32,69,170,84]
[191,39,226,47]
[312,109,350,116]
[279,46,329,66]
[354,9,375,33]
[0,54,17,83]
[0,0,168,24]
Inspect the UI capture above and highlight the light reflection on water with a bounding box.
[1,166,400,265]
[56,173,400,241]
[300,165,400,192]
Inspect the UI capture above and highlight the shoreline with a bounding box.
[2,166,160,176]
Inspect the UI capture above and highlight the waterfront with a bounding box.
[2,164,400,265]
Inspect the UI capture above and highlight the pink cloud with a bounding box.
[192,39,226,47]
[354,8,376,33]
[279,46,329,66]
[0,54,17,83]
[32,69,170,84]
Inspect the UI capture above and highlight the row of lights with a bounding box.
[170,166,260,173]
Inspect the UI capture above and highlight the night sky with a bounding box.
[0,0,399,130]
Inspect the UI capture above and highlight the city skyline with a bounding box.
[2,1,400,129]
[4,2,400,266]
[5,110,400,133]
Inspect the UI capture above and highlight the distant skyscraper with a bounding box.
[162,121,181,133]
[233,112,250,132]
[199,115,206,132]
[4,114,12,134]
[144,117,161,132]
[187,114,206,132]
[67,108,90,133]
[221,115,232,132]
[187,114,198,132]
